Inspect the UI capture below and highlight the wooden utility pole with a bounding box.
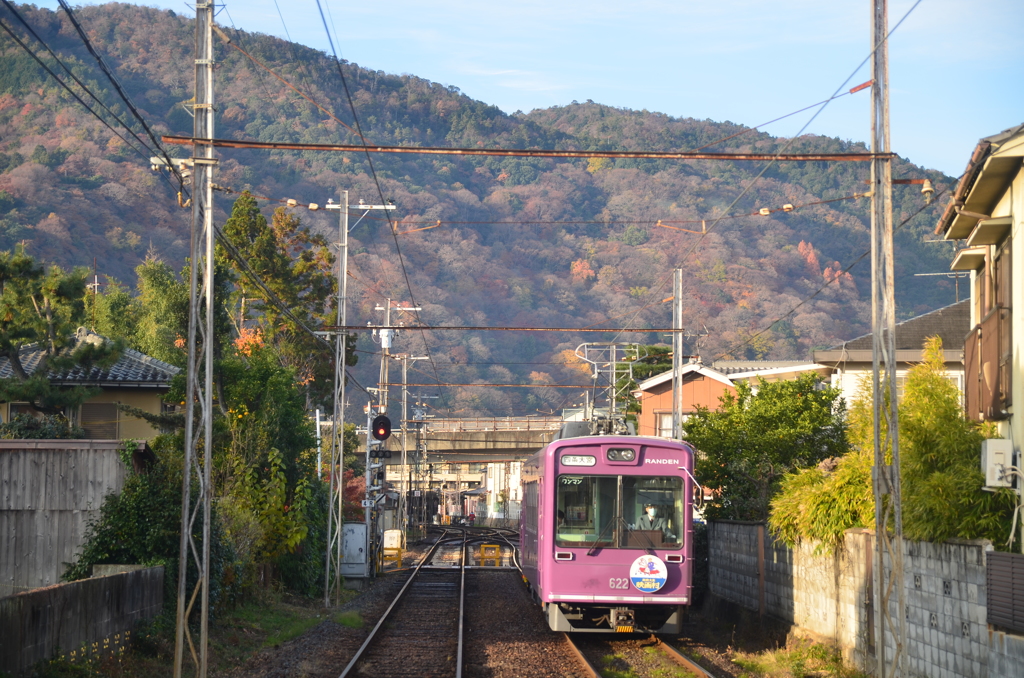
[870,1,906,676]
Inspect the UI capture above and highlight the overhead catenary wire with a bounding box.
[712,176,958,362]
[55,0,185,191]
[314,0,451,412]
[605,0,924,346]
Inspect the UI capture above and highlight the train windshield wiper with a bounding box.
[586,516,619,555]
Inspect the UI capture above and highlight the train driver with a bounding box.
[636,503,675,541]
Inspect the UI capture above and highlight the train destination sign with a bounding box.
[561,455,596,466]
[629,555,668,592]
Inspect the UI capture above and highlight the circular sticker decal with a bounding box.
[629,555,668,592]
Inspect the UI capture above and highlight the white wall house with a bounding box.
[937,123,1024,467]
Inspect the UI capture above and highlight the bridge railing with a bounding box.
[424,417,563,433]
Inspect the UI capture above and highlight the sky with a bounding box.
[37,0,1024,176]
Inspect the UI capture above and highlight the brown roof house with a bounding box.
[633,360,736,438]
[812,299,972,406]
[0,327,180,440]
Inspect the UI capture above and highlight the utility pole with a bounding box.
[322,196,394,591]
[672,268,683,439]
[323,190,349,606]
[396,354,428,536]
[870,1,906,676]
[174,1,215,676]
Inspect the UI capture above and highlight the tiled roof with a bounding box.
[0,329,179,386]
[829,299,971,352]
[711,360,813,376]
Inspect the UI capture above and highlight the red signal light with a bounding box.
[371,415,392,441]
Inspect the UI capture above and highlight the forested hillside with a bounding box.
[0,3,959,416]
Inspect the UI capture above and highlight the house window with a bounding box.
[656,412,673,438]
[81,402,118,439]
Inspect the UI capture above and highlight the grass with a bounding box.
[32,588,362,677]
[731,641,868,678]
[333,610,363,628]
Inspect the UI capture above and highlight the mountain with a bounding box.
[0,3,959,417]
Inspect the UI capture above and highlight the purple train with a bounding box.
[520,425,695,633]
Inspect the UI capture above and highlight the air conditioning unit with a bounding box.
[982,439,1014,488]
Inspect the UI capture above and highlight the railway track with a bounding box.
[564,633,717,678]
[338,526,520,677]
[340,529,468,678]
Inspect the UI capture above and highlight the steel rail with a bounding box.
[456,530,467,678]
[161,135,891,162]
[338,527,463,678]
[653,636,717,678]
[562,634,602,678]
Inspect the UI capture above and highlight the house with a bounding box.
[935,123,1023,431]
[0,328,179,440]
[633,361,736,438]
[713,360,832,390]
[812,300,971,407]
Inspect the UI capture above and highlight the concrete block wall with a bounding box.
[707,521,762,611]
[709,520,1022,678]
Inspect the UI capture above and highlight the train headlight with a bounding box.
[606,448,636,462]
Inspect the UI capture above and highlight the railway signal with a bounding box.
[372,415,392,441]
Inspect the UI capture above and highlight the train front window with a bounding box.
[555,475,683,549]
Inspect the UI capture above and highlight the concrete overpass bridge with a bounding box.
[355,416,562,463]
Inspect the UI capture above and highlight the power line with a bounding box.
[160,135,889,161]
[328,324,688,333]
[55,0,184,192]
[1,0,156,160]
[712,177,958,362]
[0,17,151,164]
[605,0,924,346]
[314,0,451,412]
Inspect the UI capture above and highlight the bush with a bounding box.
[63,435,238,614]
[768,337,1017,552]
[0,413,84,439]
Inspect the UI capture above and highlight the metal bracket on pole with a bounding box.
[174,3,215,677]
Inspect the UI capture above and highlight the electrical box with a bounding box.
[341,522,367,577]
[383,529,405,550]
[982,439,1014,488]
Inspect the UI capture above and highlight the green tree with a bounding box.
[684,373,847,521]
[0,247,121,416]
[218,192,355,408]
[769,337,1017,552]
[901,337,1016,543]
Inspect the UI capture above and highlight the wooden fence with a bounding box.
[0,440,128,598]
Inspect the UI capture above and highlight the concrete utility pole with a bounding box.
[869,1,907,676]
[174,1,215,676]
[396,354,428,535]
[672,268,683,439]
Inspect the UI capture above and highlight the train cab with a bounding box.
[520,424,695,634]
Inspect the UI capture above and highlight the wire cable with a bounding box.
[1,0,157,161]
[314,0,451,410]
[0,15,183,202]
[55,0,185,191]
[712,177,958,362]
[605,0,924,344]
